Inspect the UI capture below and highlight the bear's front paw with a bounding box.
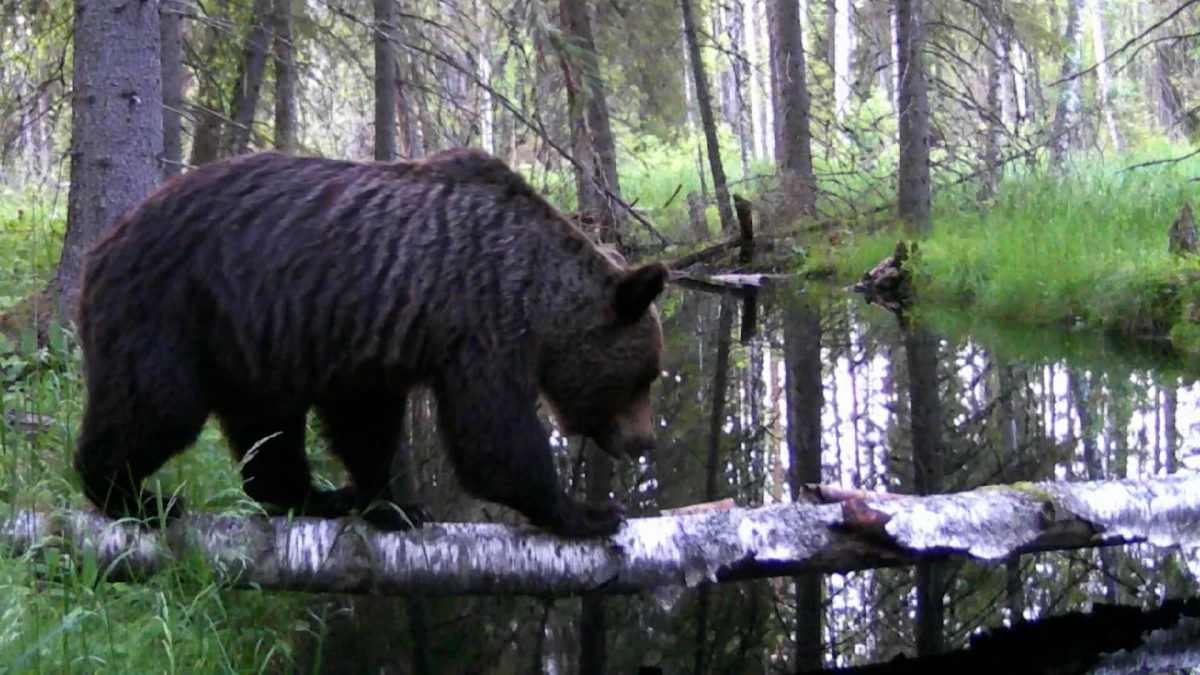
[548,498,626,539]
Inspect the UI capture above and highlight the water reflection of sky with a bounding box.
[760,307,1200,496]
[540,286,1200,668]
[715,291,1200,663]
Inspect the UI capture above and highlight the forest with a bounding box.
[0,0,1200,672]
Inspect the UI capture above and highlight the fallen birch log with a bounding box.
[670,270,791,293]
[3,474,1199,598]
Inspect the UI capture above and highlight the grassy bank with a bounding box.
[816,142,1200,351]
[0,195,324,671]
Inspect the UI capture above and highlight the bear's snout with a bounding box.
[595,424,656,461]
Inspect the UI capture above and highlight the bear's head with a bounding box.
[538,256,669,462]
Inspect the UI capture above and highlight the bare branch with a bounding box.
[1118,147,1200,173]
[1046,0,1200,88]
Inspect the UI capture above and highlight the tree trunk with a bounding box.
[682,0,738,235]
[770,0,817,217]
[1164,383,1178,474]
[1050,0,1083,169]
[785,293,825,671]
[755,0,774,160]
[832,0,852,121]
[476,0,494,154]
[558,0,624,242]
[999,29,1017,128]
[889,3,900,107]
[905,322,945,655]
[694,294,736,675]
[396,14,423,158]
[273,0,297,152]
[729,0,753,176]
[1088,0,1119,151]
[160,0,184,178]
[224,0,273,156]
[59,0,164,324]
[895,0,930,231]
[579,446,613,675]
[980,8,1003,202]
[558,23,600,218]
[745,0,766,159]
[374,0,397,161]
[188,0,229,167]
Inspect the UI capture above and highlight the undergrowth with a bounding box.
[818,141,1200,349]
[0,194,337,672]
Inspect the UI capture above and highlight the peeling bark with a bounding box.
[8,474,1200,597]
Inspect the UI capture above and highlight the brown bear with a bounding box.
[71,147,667,539]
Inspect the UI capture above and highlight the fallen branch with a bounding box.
[5,474,1199,598]
[670,271,789,293]
[665,237,744,270]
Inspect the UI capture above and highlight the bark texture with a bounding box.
[60,0,164,323]
[895,0,930,230]
[769,0,817,216]
[273,0,297,152]
[9,474,1200,597]
[159,0,183,178]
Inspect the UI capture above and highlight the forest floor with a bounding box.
[803,146,1200,355]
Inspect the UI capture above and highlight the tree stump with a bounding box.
[846,240,916,313]
[1169,202,1197,257]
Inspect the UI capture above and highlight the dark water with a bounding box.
[302,281,1200,674]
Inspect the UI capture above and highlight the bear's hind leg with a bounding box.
[73,356,209,526]
[218,408,355,520]
[315,393,433,532]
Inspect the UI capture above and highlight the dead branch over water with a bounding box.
[4,474,1199,598]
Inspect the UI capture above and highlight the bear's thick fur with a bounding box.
[72,147,667,539]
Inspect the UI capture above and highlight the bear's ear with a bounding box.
[614,262,669,323]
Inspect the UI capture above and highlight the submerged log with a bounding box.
[846,240,916,312]
[6,474,1200,598]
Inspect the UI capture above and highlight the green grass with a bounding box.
[0,192,327,672]
[0,352,326,673]
[820,140,1200,349]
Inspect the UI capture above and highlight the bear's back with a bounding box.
[76,149,612,396]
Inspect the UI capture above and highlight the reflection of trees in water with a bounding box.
[300,285,1200,673]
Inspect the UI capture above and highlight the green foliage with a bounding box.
[0,323,318,673]
[0,196,328,673]
[824,141,1200,350]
